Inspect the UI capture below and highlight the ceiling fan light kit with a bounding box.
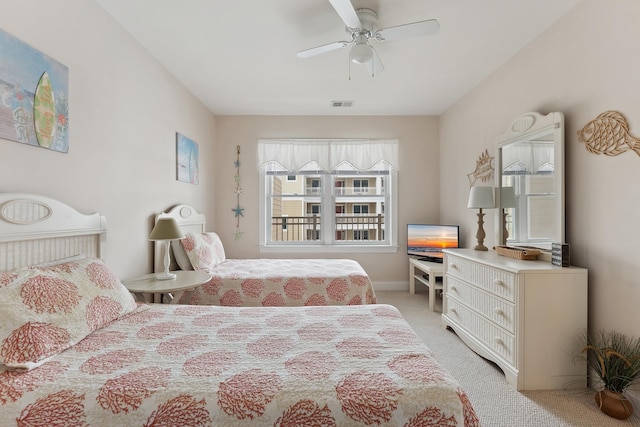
[350,40,373,64]
[297,0,439,77]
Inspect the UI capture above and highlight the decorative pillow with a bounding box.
[171,240,194,271]
[180,232,226,271]
[0,257,137,370]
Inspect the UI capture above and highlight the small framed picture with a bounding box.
[176,132,199,184]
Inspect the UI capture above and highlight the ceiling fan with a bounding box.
[297,0,440,76]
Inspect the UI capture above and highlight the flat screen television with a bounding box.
[407,224,460,261]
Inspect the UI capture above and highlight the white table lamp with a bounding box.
[149,217,184,280]
[467,186,495,251]
[500,186,517,246]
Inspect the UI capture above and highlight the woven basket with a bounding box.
[493,245,540,260]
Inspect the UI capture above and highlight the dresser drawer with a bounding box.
[446,254,516,302]
[445,295,516,365]
[447,276,515,333]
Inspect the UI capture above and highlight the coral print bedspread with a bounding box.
[180,258,377,307]
[0,303,478,427]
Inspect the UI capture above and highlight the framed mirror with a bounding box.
[495,112,564,250]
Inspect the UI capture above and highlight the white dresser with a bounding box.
[442,248,587,391]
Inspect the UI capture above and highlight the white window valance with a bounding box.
[257,139,399,172]
[502,143,554,174]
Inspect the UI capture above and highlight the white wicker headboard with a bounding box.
[0,193,107,272]
[153,204,205,272]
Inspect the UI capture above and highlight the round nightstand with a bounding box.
[122,270,212,304]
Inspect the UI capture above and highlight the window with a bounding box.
[353,230,369,240]
[353,179,369,193]
[258,139,398,253]
[353,204,369,215]
[308,204,321,215]
[307,178,321,194]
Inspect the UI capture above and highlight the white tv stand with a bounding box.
[409,257,444,312]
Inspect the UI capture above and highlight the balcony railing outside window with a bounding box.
[270,214,384,242]
[332,186,379,196]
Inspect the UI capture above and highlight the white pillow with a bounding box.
[0,257,138,370]
[171,240,193,271]
[180,232,226,271]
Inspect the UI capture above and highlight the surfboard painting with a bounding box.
[0,29,69,153]
[176,132,200,184]
[34,72,56,148]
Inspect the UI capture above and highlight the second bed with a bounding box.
[154,204,377,307]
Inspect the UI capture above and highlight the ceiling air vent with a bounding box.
[331,100,354,108]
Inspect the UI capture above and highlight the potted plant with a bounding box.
[582,330,640,420]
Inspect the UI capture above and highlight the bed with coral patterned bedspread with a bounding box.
[1,302,477,426]
[0,193,477,426]
[178,257,376,306]
[156,204,377,307]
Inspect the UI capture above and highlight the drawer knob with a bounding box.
[494,308,503,316]
[494,337,503,345]
[494,279,504,286]
[450,263,457,270]
[450,285,457,292]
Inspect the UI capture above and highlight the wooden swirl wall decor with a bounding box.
[577,111,640,157]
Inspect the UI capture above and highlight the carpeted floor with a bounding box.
[376,290,640,427]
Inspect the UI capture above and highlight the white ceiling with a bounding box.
[95,0,580,116]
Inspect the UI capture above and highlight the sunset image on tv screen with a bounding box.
[407,224,459,256]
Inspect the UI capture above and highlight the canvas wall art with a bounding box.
[176,132,199,184]
[0,29,69,153]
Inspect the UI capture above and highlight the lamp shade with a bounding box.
[467,186,495,209]
[149,217,184,241]
[500,186,517,208]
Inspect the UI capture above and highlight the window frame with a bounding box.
[259,169,398,254]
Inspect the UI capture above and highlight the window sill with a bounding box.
[259,245,399,254]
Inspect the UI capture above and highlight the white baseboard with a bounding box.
[372,281,408,292]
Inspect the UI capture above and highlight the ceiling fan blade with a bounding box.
[376,19,440,42]
[365,47,385,76]
[328,0,362,29]
[297,41,349,58]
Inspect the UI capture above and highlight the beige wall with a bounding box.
[0,0,217,279]
[440,0,640,336]
[214,116,439,287]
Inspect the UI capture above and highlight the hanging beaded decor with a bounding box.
[231,145,245,240]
